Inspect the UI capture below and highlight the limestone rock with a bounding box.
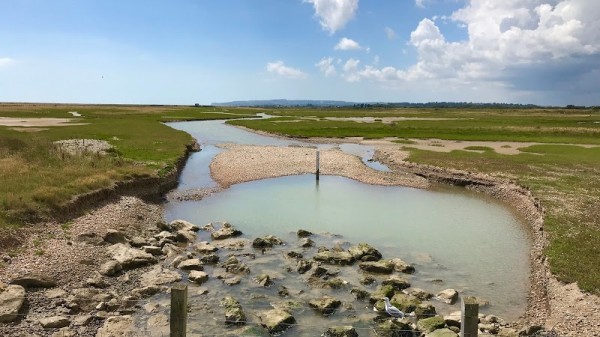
[178,258,204,271]
[350,288,371,301]
[99,260,123,276]
[211,223,242,240]
[106,243,157,269]
[436,289,458,305]
[140,266,182,287]
[297,229,313,237]
[417,316,446,333]
[45,288,67,299]
[348,243,382,261]
[0,284,26,323]
[309,296,341,316]
[324,326,359,337]
[444,311,461,328]
[258,308,295,334]
[189,271,209,285]
[370,285,395,304]
[299,237,315,248]
[390,258,416,274]
[175,229,196,243]
[313,249,354,265]
[10,273,57,288]
[86,272,109,288]
[426,328,458,337]
[296,259,313,274]
[252,237,274,249]
[220,256,250,274]
[382,275,411,290]
[222,296,246,325]
[39,316,70,329]
[391,293,422,313]
[69,288,106,312]
[195,241,219,253]
[358,260,394,274]
[199,253,220,265]
[131,285,162,298]
[169,219,200,232]
[143,245,163,256]
[255,274,273,287]
[96,315,136,337]
[407,288,434,300]
[374,319,414,337]
[223,277,241,286]
[103,229,127,244]
[415,303,437,320]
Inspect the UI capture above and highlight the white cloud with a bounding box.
[334,37,362,50]
[384,27,396,40]
[0,57,15,68]
[266,61,308,79]
[415,0,426,8]
[304,0,359,34]
[316,57,336,76]
[342,58,361,82]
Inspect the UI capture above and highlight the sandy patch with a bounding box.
[0,117,86,127]
[210,144,428,189]
[10,127,49,132]
[324,116,468,124]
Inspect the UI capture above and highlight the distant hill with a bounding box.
[211,99,543,109]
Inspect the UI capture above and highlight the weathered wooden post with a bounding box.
[316,150,320,181]
[170,283,188,337]
[461,296,479,337]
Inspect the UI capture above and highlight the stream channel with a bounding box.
[159,118,530,335]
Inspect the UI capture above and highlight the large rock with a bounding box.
[436,289,458,305]
[425,328,458,337]
[139,266,182,287]
[391,293,422,313]
[374,319,414,337]
[296,259,313,274]
[103,230,127,244]
[211,223,242,240]
[415,303,437,320]
[175,230,197,243]
[258,309,295,334]
[220,256,250,274]
[309,296,341,316]
[69,288,108,312]
[189,271,209,285]
[382,276,410,290]
[390,258,415,274]
[106,243,157,269]
[417,316,446,333]
[178,258,204,271]
[370,284,395,304]
[199,253,220,265]
[39,316,70,329]
[0,284,26,323]
[324,326,359,337]
[195,241,218,253]
[348,243,382,261]
[222,296,246,325]
[313,249,354,265]
[99,260,123,276]
[169,219,200,232]
[10,273,57,288]
[96,315,136,337]
[358,260,394,274]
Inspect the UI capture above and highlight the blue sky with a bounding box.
[1,0,599,106]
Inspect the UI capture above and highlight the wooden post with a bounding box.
[461,296,478,337]
[170,283,188,337]
[316,150,320,181]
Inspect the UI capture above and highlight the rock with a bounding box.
[348,243,382,261]
[96,315,135,337]
[175,229,197,243]
[143,245,163,256]
[518,325,543,336]
[299,237,314,248]
[296,259,313,274]
[86,272,109,288]
[360,275,376,285]
[374,319,414,337]
[324,278,346,289]
[195,241,219,253]
[131,285,162,298]
[359,260,394,274]
[407,288,434,300]
[286,251,303,259]
[255,274,273,287]
[390,293,422,312]
[139,266,182,287]
[297,229,313,237]
[309,296,342,316]
[39,316,71,329]
[99,260,123,276]
[479,323,499,334]
[252,237,273,249]
[0,284,26,323]
[73,315,93,326]
[162,243,184,257]
[264,235,284,245]
[324,326,359,337]
[370,285,395,303]
[10,273,57,288]
[106,243,157,269]
[390,258,416,274]
[436,289,458,305]
[103,229,127,244]
[76,232,103,245]
[189,271,209,285]
[415,303,437,320]
[169,219,200,232]
[417,316,446,333]
[444,311,461,328]
[129,236,147,247]
[382,275,410,290]
[69,288,107,312]
[200,223,215,231]
[223,277,241,286]
[313,249,354,265]
[211,223,242,240]
[45,288,67,299]
[52,327,76,337]
[258,309,295,334]
[198,253,219,265]
[178,258,204,271]
[426,328,458,337]
[156,221,170,231]
[220,256,250,274]
[350,288,371,301]
[222,296,246,325]
[498,327,518,337]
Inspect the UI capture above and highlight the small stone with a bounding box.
[309,296,341,316]
[299,238,314,248]
[143,245,163,256]
[39,316,71,329]
[223,277,241,286]
[189,271,209,285]
[256,274,273,287]
[99,260,123,276]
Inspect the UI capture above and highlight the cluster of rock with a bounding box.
[1,219,550,337]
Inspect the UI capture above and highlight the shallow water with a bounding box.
[163,119,530,327]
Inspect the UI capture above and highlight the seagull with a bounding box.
[382,297,405,318]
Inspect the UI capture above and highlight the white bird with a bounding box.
[382,297,405,318]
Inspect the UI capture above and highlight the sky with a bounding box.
[1,0,599,106]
